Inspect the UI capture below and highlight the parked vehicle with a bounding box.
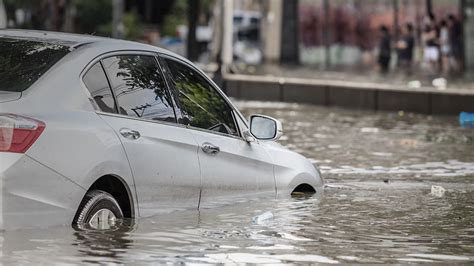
[233,10,262,65]
[0,30,323,230]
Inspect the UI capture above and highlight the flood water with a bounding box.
[2,101,473,264]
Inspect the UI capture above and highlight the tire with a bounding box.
[73,190,123,230]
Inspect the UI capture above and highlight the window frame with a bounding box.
[80,50,179,126]
[82,60,119,114]
[158,54,243,139]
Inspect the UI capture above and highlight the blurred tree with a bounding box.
[162,0,187,37]
[74,0,143,39]
[161,0,214,37]
[99,11,144,40]
[3,0,212,42]
[4,0,42,29]
[122,11,144,40]
[74,0,112,35]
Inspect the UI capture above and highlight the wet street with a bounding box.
[1,101,473,264]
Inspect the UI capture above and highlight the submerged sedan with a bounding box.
[0,30,323,230]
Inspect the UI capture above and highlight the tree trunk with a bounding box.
[112,0,124,39]
[323,0,330,68]
[280,0,299,64]
[62,0,74,32]
[187,0,200,61]
[426,0,433,16]
[0,0,6,29]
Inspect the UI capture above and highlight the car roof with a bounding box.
[0,29,179,57]
[0,29,110,47]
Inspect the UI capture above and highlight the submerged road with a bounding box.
[1,101,473,264]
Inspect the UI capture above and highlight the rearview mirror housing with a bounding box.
[249,114,283,141]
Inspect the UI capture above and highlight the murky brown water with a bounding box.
[1,101,473,264]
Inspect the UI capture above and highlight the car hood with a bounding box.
[0,91,21,103]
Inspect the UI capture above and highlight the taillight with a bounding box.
[0,114,45,153]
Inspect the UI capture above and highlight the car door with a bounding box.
[161,56,276,207]
[89,54,201,217]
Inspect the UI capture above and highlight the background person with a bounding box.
[378,25,391,74]
[422,24,439,75]
[448,14,462,73]
[396,23,415,75]
[439,19,451,75]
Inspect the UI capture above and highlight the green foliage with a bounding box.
[3,0,31,9]
[161,0,215,38]
[162,0,187,37]
[123,11,144,40]
[74,0,143,39]
[3,0,40,28]
[74,0,112,35]
[97,11,144,40]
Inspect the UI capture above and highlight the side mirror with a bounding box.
[249,114,283,141]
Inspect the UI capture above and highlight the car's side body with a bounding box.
[0,30,323,230]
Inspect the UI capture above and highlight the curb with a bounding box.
[223,74,474,115]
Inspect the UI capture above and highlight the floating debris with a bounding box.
[432,77,447,90]
[408,80,422,88]
[252,211,274,224]
[361,127,380,133]
[430,185,446,197]
[460,112,474,128]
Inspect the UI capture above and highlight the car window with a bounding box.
[233,16,243,25]
[102,55,176,123]
[250,17,260,25]
[83,62,116,113]
[164,58,238,136]
[0,38,70,92]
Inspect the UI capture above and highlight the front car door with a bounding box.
[161,56,276,207]
[85,53,201,216]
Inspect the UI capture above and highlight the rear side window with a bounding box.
[83,62,116,113]
[102,55,176,123]
[0,38,70,92]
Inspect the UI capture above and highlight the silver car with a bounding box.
[0,30,323,230]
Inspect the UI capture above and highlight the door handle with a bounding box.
[119,128,141,140]
[201,142,220,154]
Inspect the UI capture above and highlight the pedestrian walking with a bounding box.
[448,14,462,73]
[378,25,391,74]
[422,23,439,75]
[439,19,451,75]
[396,23,415,75]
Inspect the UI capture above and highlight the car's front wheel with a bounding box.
[73,190,123,230]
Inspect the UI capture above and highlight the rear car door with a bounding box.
[84,54,201,216]
[161,56,276,207]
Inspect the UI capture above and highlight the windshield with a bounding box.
[0,38,70,92]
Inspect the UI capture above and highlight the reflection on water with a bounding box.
[1,101,473,264]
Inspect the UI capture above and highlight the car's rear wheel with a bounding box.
[73,190,123,230]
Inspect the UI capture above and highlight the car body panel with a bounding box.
[0,91,21,103]
[100,114,201,216]
[0,154,85,230]
[189,129,276,208]
[261,142,323,195]
[0,30,323,230]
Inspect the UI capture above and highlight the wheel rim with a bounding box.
[88,208,117,230]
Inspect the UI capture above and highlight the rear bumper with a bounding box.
[0,153,85,230]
